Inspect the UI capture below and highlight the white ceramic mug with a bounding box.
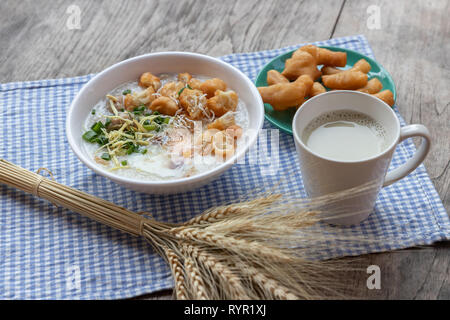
[292,91,431,225]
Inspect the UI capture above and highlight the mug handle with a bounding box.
[383,124,431,187]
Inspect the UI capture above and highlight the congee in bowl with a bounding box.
[81,72,249,181]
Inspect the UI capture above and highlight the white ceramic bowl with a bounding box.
[66,52,264,194]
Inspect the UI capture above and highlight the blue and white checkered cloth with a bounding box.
[1,35,449,299]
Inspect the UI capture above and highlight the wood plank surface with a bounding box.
[0,0,448,300]
[0,0,344,81]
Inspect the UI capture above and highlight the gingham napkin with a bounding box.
[0,35,448,299]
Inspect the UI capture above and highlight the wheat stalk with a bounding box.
[183,194,282,226]
[237,263,299,300]
[164,248,188,300]
[169,227,294,263]
[0,159,377,300]
[181,243,251,300]
[184,257,209,300]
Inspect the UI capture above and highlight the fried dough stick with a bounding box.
[357,78,383,94]
[258,75,313,111]
[281,51,321,81]
[372,90,394,106]
[267,70,289,85]
[297,45,347,67]
[295,82,327,110]
[322,58,371,75]
[322,70,368,90]
[310,82,327,97]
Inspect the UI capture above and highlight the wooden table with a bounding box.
[1,0,448,299]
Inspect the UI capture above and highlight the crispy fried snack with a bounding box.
[123,87,156,111]
[188,78,203,91]
[160,81,185,99]
[123,94,137,111]
[206,90,238,117]
[357,78,383,94]
[321,58,371,76]
[178,72,192,84]
[297,45,347,67]
[200,78,227,98]
[294,82,326,110]
[372,90,394,106]
[139,72,161,91]
[258,75,314,111]
[294,45,317,59]
[179,88,208,120]
[281,51,321,81]
[322,70,368,90]
[267,70,289,85]
[352,59,371,73]
[310,82,327,97]
[321,66,342,75]
[207,111,236,130]
[149,96,179,116]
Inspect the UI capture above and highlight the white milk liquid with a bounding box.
[302,110,387,161]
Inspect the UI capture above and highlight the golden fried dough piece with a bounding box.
[322,70,368,90]
[321,58,371,76]
[206,90,238,117]
[282,51,321,81]
[207,111,236,130]
[149,96,179,116]
[139,72,161,91]
[295,45,318,59]
[352,59,371,73]
[123,87,156,111]
[258,75,314,111]
[267,70,289,85]
[310,82,326,97]
[200,78,227,98]
[321,66,341,75]
[178,73,192,84]
[123,94,137,111]
[179,88,208,120]
[188,78,203,90]
[295,82,325,110]
[372,90,394,106]
[357,78,383,94]
[319,48,347,67]
[160,81,185,99]
[297,45,347,67]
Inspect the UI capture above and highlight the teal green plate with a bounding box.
[255,46,396,135]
